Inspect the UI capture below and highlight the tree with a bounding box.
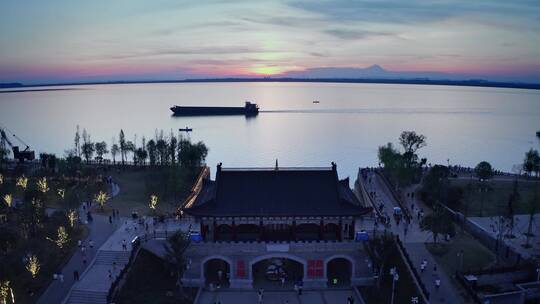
[135,148,148,166]
[399,131,427,154]
[95,141,108,163]
[524,185,539,248]
[156,138,167,165]
[119,129,126,166]
[475,161,493,180]
[420,204,455,244]
[170,132,178,166]
[81,129,94,164]
[420,165,450,207]
[74,125,81,157]
[0,129,10,165]
[125,141,135,164]
[164,231,190,294]
[504,180,520,238]
[523,149,540,177]
[94,191,110,211]
[111,143,119,165]
[25,254,40,278]
[147,139,157,166]
[54,226,69,249]
[178,137,208,168]
[149,194,158,212]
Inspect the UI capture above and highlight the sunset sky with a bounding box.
[1,0,539,84]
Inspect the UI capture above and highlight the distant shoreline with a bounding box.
[1,78,540,91]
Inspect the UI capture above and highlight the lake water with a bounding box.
[1,82,539,179]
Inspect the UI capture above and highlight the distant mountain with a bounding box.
[281,65,537,83]
[0,83,23,88]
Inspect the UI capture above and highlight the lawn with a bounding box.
[426,231,495,303]
[451,178,540,217]
[105,167,198,216]
[114,249,196,304]
[426,232,495,275]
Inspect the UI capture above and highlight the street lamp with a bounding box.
[390,267,399,304]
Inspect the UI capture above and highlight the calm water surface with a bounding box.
[1,82,539,179]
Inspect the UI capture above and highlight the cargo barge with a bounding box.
[170,101,259,116]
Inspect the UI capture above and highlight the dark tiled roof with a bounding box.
[183,165,371,217]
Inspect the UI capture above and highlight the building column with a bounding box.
[213,219,218,242]
[259,220,264,242]
[319,219,324,240]
[232,219,237,241]
[338,218,342,241]
[292,219,297,241]
[200,221,206,241]
[350,219,355,240]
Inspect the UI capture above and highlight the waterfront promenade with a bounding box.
[362,170,466,303]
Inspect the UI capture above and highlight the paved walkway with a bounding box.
[362,170,465,303]
[37,207,121,304]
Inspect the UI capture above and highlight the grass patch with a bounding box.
[114,249,196,304]
[452,178,540,217]
[426,232,495,274]
[104,167,198,216]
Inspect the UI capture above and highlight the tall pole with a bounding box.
[390,267,399,304]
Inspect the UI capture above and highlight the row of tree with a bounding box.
[70,126,208,168]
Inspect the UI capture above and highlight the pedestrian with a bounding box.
[281,275,285,287]
[73,270,79,281]
[108,269,112,280]
[59,273,64,283]
[122,239,127,250]
[350,295,355,304]
[89,239,94,249]
[435,278,441,290]
[77,240,82,248]
[258,288,263,303]
[113,261,117,273]
[109,215,112,224]
[420,262,426,273]
[145,222,149,232]
[83,257,87,265]
[433,264,437,272]
[81,245,86,253]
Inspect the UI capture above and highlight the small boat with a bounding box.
[179,127,193,132]
[313,100,320,104]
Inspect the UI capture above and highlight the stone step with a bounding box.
[94,250,130,265]
[67,290,107,304]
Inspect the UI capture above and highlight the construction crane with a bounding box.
[0,128,35,163]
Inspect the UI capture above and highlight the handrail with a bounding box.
[395,236,430,303]
[375,170,412,220]
[106,237,142,303]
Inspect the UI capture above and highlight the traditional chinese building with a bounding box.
[181,163,374,289]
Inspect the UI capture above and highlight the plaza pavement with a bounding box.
[196,289,363,304]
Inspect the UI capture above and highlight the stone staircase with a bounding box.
[94,250,130,266]
[66,289,107,304]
